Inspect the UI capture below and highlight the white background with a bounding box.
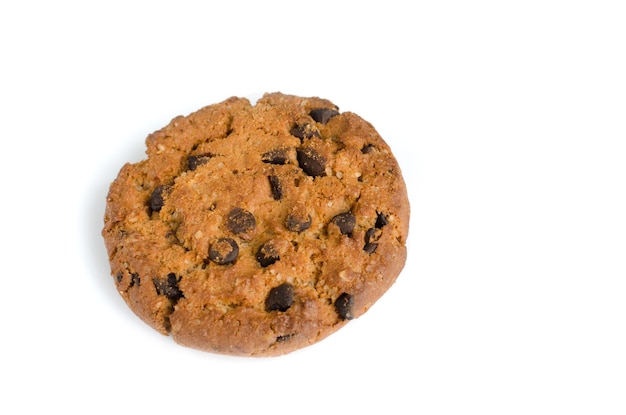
[1,1,625,413]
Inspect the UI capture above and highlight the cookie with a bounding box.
[102,92,410,356]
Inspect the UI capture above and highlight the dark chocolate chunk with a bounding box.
[262,149,289,165]
[361,144,377,154]
[115,272,123,283]
[208,238,239,265]
[363,228,380,254]
[227,207,256,234]
[363,242,378,255]
[153,273,184,302]
[265,283,295,312]
[375,211,388,228]
[290,124,321,140]
[296,147,326,177]
[276,334,294,342]
[268,175,283,200]
[149,184,171,213]
[335,292,354,320]
[285,212,312,233]
[256,240,280,267]
[130,273,141,287]
[187,153,213,171]
[331,212,356,236]
[310,108,340,124]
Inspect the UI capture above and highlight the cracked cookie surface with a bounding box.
[102,92,409,356]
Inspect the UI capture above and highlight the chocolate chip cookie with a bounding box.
[102,92,410,356]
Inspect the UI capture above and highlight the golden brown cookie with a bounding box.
[102,92,409,356]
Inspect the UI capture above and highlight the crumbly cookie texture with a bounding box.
[103,92,409,356]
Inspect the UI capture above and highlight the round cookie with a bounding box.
[102,92,410,356]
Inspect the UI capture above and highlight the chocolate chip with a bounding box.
[187,153,213,171]
[297,147,326,177]
[268,175,283,200]
[335,293,354,320]
[153,273,184,302]
[363,228,380,254]
[265,283,295,312]
[149,184,171,213]
[375,211,388,228]
[262,149,289,165]
[227,207,256,234]
[331,212,356,236]
[285,212,312,233]
[208,238,239,265]
[276,334,294,342]
[361,144,377,154]
[290,124,321,140]
[363,242,378,254]
[256,240,280,267]
[130,273,141,287]
[115,272,123,283]
[310,108,339,124]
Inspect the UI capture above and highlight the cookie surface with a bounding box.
[102,92,409,356]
